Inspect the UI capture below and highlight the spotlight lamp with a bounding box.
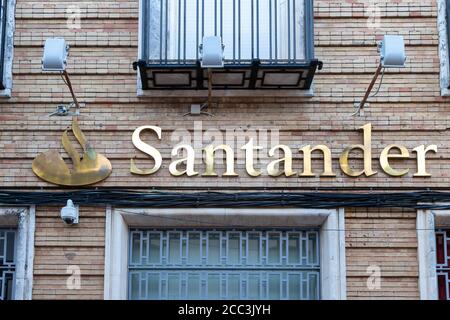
[42,38,82,116]
[199,36,224,68]
[353,35,406,116]
[192,36,225,115]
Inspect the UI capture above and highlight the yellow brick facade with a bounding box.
[0,0,448,300]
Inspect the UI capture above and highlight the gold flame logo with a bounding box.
[32,118,112,186]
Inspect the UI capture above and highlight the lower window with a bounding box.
[436,230,450,300]
[128,229,320,300]
[0,229,16,300]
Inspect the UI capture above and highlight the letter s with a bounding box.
[130,126,162,175]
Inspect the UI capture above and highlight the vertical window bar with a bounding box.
[274,0,278,61]
[220,0,223,39]
[233,0,236,63]
[269,0,272,63]
[251,0,254,59]
[165,0,169,63]
[288,0,291,62]
[183,0,187,63]
[202,0,205,39]
[178,0,181,63]
[238,0,241,62]
[214,0,217,36]
[159,0,163,63]
[196,0,199,60]
[293,0,296,62]
[256,0,259,59]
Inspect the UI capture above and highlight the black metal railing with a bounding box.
[140,0,315,66]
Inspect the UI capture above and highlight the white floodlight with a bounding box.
[200,36,224,68]
[41,38,81,112]
[380,35,406,68]
[42,38,69,71]
[353,34,407,116]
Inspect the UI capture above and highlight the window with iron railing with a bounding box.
[0,229,16,300]
[128,229,320,300]
[436,230,450,300]
[135,0,321,91]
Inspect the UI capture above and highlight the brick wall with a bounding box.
[33,206,105,299]
[0,0,444,299]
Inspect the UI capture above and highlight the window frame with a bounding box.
[136,0,318,97]
[0,228,16,300]
[0,0,15,98]
[128,228,321,300]
[0,206,35,300]
[104,207,347,300]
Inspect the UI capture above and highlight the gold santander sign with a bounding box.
[130,124,437,178]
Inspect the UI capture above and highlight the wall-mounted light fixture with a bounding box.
[42,38,83,117]
[187,36,225,116]
[353,35,406,116]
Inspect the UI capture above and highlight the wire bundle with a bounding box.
[0,189,450,209]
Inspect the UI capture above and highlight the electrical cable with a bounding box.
[351,66,385,117]
[370,67,385,98]
[0,189,450,210]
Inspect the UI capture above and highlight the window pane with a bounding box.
[131,232,141,264]
[149,233,161,264]
[308,233,318,265]
[168,274,180,299]
[268,233,280,264]
[0,237,4,259]
[148,273,160,300]
[288,274,301,300]
[208,233,220,265]
[187,274,201,300]
[308,273,319,300]
[268,274,281,299]
[188,233,201,265]
[228,233,240,265]
[288,233,300,264]
[168,233,181,265]
[248,274,260,300]
[248,233,260,265]
[228,274,240,299]
[207,274,220,299]
[5,232,14,263]
[130,273,140,300]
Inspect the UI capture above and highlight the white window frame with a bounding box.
[438,0,450,96]
[417,208,450,300]
[0,206,35,300]
[104,207,346,300]
[136,0,315,98]
[0,0,15,98]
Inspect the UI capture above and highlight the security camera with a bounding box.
[61,199,79,225]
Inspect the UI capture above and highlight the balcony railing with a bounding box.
[135,0,321,90]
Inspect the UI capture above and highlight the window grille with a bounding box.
[437,230,450,300]
[129,229,320,300]
[135,0,321,90]
[0,229,16,300]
